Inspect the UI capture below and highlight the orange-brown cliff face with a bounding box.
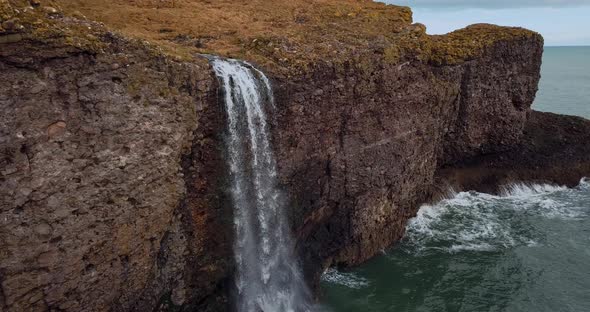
[3,1,587,312]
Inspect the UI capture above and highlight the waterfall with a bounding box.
[211,58,312,312]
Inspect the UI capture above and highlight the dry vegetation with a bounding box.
[53,0,415,68]
[1,0,541,72]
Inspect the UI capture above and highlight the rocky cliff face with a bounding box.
[0,1,588,312]
[0,6,229,310]
[270,29,544,285]
[437,110,590,195]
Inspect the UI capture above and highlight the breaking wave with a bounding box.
[403,179,589,254]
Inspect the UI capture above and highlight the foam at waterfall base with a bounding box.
[321,268,370,290]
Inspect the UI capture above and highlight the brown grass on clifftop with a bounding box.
[53,0,414,66]
[1,0,542,73]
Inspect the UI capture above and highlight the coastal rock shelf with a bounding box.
[0,1,588,311]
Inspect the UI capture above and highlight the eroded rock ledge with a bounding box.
[437,111,590,194]
[1,1,587,312]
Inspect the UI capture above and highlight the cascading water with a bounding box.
[211,58,312,312]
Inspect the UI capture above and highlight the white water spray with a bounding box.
[211,58,312,312]
[404,181,587,254]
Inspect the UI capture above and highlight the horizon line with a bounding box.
[545,45,590,47]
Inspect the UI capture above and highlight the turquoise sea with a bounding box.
[320,46,590,312]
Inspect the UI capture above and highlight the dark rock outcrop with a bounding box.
[0,1,588,312]
[436,111,590,195]
[270,30,545,286]
[0,14,230,311]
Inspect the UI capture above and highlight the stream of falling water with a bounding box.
[211,58,312,312]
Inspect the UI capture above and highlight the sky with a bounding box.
[381,0,590,46]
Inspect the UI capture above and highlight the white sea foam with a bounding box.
[404,181,588,253]
[579,177,590,190]
[500,182,567,197]
[321,268,370,289]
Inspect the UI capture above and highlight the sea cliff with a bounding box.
[1,0,588,311]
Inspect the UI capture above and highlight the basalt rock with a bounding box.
[0,1,587,312]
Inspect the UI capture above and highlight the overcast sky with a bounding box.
[381,1,590,46]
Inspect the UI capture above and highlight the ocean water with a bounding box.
[321,47,590,312]
[533,46,590,119]
[321,180,590,312]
